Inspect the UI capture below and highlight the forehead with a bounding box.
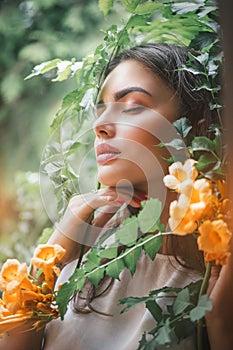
[100,59,166,101]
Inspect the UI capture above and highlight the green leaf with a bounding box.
[99,244,118,259]
[173,288,190,316]
[126,14,149,29]
[172,2,203,15]
[159,139,186,151]
[98,0,114,16]
[146,299,163,322]
[192,136,214,152]
[106,259,125,279]
[121,0,141,12]
[52,61,72,82]
[190,31,218,51]
[56,281,76,319]
[156,319,172,345]
[134,2,162,15]
[56,268,85,319]
[138,198,162,233]
[115,216,139,246]
[25,59,61,80]
[143,234,162,261]
[85,248,101,272]
[189,294,212,322]
[87,267,105,288]
[174,319,195,340]
[119,295,150,313]
[196,153,218,172]
[124,246,142,276]
[173,117,192,138]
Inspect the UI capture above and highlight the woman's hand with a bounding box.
[48,187,146,265]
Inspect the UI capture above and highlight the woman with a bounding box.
[1,43,232,349]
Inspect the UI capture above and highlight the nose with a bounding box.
[93,105,116,139]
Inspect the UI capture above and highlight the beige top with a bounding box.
[43,252,202,350]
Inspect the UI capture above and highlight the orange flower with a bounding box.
[0,259,30,294]
[198,219,232,265]
[163,159,198,195]
[168,178,213,235]
[189,179,213,218]
[169,194,198,235]
[31,244,65,290]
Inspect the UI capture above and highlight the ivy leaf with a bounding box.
[25,58,61,80]
[159,138,186,151]
[115,216,139,246]
[98,0,114,16]
[143,234,162,261]
[138,198,162,233]
[52,61,72,82]
[190,31,218,51]
[56,269,85,319]
[192,136,214,152]
[84,248,101,272]
[134,2,162,15]
[126,14,149,29]
[173,117,192,138]
[146,299,163,323]
[172,2,203,15]
[119,295,150,313]
[87,267,105,288]
[173,288,190,316]
[195,153,218,172]
[99,243,118,259]
[106,259,125,279]
[121,0,141,12]
[156,319,172,345]
[174,319,195,340]
[138,333,157,350]
[56,282,76,319]
[189,294,212,322]
[124,246,142,276]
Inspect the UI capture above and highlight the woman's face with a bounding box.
[93,59,180,194]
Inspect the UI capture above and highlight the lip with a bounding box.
[95,143,121,165]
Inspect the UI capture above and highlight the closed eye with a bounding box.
[122,105,145,114]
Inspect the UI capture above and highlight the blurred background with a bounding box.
[0,0,120,264]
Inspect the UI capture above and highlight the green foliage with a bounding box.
[119,280,211,348]
[0,172,49,265]
[56,198,164,318]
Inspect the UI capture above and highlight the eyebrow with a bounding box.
[114,86,152,100]
[98,86,152,105]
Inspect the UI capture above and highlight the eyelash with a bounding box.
[122,106,145,114]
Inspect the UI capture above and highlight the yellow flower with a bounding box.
[198,219,232,265]
[31,244,65,290]
[168,178,213,235]
[189,179,213,218]
[0,259,29,294]
[2,291,22,314]
[169,194,198,235]
[163,159,198,195]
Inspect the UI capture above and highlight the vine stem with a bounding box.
[197,262,211,350]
